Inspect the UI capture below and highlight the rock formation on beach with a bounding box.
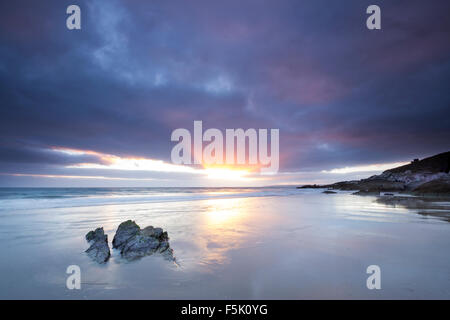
[298,151,450,196]
[112,220,174,261]
[85,221,175,264]
[85,227,111,263]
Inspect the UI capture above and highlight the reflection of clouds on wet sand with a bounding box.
[376,196,450,223]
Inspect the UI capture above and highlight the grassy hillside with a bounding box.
[385,151,450,174]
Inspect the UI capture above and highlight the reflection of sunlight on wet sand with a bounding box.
[69,195,285,276]
[206,198,244,225]
[195,198,254,271]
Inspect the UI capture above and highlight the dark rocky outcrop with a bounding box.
[412,178,450,195]
[112,220,174,261]
[85,227,111,264]
[351,190,381,196]
[297,184,323,189]
[322,190,337,194]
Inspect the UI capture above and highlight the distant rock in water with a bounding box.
[297,184,323,189]
[298,151,450,196]
[112,220,174,261]
[351,190,381,196]
[322,190,337,194]
[85,227,110,264]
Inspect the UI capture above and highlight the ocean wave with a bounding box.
[0,187,306,211]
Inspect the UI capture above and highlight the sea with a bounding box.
[0,187,449,299]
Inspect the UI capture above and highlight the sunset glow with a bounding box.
[54,147,256,182]
[203,167,251,180]
[56,147,198,174]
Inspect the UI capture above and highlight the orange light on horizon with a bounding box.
[201,163,261,181]
[50,146,266,182]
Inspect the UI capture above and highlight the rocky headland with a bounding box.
[298,151,450,222]
[299,151,450,196]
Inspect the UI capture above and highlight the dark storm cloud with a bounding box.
[0,0,449,178]
[0,143,101,165]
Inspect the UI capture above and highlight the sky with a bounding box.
[0,0,449,187]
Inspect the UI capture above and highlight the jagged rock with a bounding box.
[141,226,167,240]
[112,220,140,250]
[113,221,174,261]
[121,234,160,259]
[85,227,110,264]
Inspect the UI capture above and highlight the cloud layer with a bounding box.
[0,0,449,186]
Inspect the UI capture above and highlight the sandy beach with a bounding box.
[0,187,449,299]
